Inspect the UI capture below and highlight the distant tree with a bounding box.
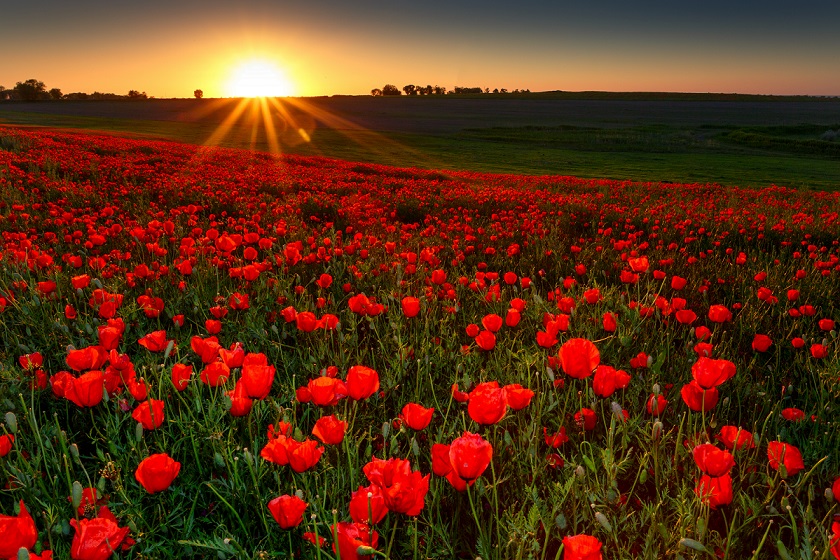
[500,88,508,94]
[14,79,47,101]
[382,84,401,96]
[49,88,63,100]
[194,89,203,99]
[127,90,148,99]
[424,85,432,95]
[370,88,382,97]
[433,85,446,95]
[403,84,416,96]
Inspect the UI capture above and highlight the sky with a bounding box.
[2,0,840,98]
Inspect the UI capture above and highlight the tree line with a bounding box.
[371,84,531,96]
[0,79,150,101]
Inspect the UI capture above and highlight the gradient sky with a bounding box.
[2,0,839,98]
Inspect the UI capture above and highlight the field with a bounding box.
[0,119,839,560]
[1,93,840,189]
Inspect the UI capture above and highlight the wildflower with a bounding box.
[267,495,307,529]
[135,453,181,494]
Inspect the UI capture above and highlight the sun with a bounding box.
[225,59,294,98]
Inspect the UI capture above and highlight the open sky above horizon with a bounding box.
[3,0,840,98]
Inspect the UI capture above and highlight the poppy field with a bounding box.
[0,125,839,559]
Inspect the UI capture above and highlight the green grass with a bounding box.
[1,108,839,190]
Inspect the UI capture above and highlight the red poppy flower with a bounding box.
[190,336,221,364]
[767,441,805,476]
[810,344,827,359]
[171,364,192,391]
[474,330,496,351]
[646,394,668,415]
[691,357,736,389]
[0,434,14,458]
[240,358,275,399]
[694,474,733,509]
[544,427,568,448]
[692,444,735,476]
[592,365,631,398]
[675,309,697,325]
[401,296,420,318]
[671,275,687,290]
[574,408,597,431]
[131,399,164,430]
[307,376,347,406]
[602,312,617,332]
[707,304,732,323]
[70,506,132,560]
[830,522,840,560]
[467,381,508,425]
[503,384,534,410]
[331,522,379,560]
[135,453,180,494]
[680,380,719,412]
[781,408,805,422]
[267,494,307,529]
[481,314,503,333]
[66,345,108,372]
[818,318,835,331]
[505,308,521,327]
[346,366,380,401]
[716,426,755,450]
[287,439,325,473]
[312,415,348,444]
[219,344,245,369]
[751,334,772,352]
[561,534,603,560]
[558,338,600,379]
[65,370,105,408]
[296,311,318,332]
[448,431,493,482]
[226,381,254,417]
[349,484,387,524]
[199,361,230,387]
[400,403,434,431]
[0,500,37,559]
[832,477,840,502]
[363,457,429,516]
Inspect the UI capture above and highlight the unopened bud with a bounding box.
[575,465,585,478]
[71,480,83,509]
[595,511,612,532]
[652,421,663,439]
[4,412,17,434]
[652,383,660,395]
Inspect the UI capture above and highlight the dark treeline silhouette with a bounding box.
[370,84,530,96]
[0,79,150,101]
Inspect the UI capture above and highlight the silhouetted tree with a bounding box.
[403,84,416,96]
[127,90,148,99]
[49,88,63,100]
[194,89,203,99]
[370,88,382,97]
[382,84,401,96]
[433,85,446,95]
[14,79,46,101]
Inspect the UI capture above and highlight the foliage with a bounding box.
[0,126,838,559]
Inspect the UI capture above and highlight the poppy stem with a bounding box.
[385,514,399,558]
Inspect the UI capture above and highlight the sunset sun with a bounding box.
[225,59,294,98]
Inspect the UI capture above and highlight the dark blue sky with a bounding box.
[3,0,839,97]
